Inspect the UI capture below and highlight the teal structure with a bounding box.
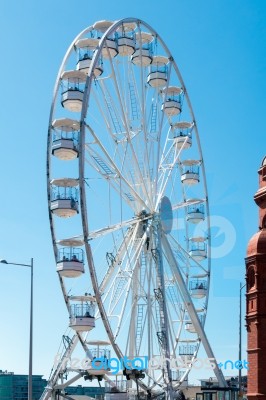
[0,370,47,400]
[0,370,105,399]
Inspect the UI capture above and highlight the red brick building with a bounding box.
[246,156,266,400]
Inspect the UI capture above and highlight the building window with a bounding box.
[248,266,255,290]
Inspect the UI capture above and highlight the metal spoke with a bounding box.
[161,232,227,387]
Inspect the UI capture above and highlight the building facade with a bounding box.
[65,384,105,398]
[0,370,106,400]
[0,370,47,400]
[245,156,266,400]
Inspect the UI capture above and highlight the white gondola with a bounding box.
[87,340,111,362]
[93,20,114,32]
[189,248,207,261]
[171,370,184,382]
[69,296,95,332]
[172,121,193,149]
[85,365,109,376]
[117,37,135,56]
[181,160,200,185]
[189,279,207,299]
[70,316,95,332]
[185,315,204,333]
[179,344,197,355]
[102,38,118,58]
[57,237,84,247]
[189,237,207,261]
[51,118,80,160]
[174,135,192,149]
[75,38,103,77]
[86,340,111,375]
[131,48,152,66]
[50,178,79,218]
[117,22,136,56]
[93,20,118,58]
[56,247,84,278]
[186,203,205,224]
[131,31,153,66]
[179,344,197,362]
[161,86,182,116]
[180,354,193,363]
[61,70,86,112]
[147,56,168,87]
[185,322,196,333]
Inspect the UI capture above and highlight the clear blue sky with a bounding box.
[0,0,265,385]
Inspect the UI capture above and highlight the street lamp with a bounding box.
[0,258,33,400]
[239,282,246,399]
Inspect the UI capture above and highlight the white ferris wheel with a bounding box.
[43,18,227,400]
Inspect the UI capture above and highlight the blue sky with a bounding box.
[0,0,265,385]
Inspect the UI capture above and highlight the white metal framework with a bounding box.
[44,18,226,400]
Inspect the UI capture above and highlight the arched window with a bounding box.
[247,266,255,291]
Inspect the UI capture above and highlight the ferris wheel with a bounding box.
[44,17,227,400]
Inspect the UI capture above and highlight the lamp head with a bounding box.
[0,259,8,264]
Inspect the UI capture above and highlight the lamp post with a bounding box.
[0,258,33,400]
[239,282,246,399]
